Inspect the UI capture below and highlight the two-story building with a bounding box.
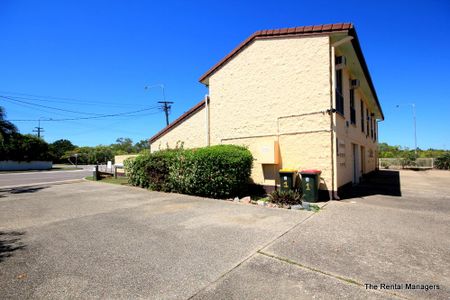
[149,23,384,199]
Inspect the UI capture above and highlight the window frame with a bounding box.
[360,100,364,132]
[349,83,356,125]
[366,109,369,137]
[335,68,344,116]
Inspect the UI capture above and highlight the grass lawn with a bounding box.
[85,176,129,186]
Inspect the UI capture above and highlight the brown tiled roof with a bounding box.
[199,23,353,83]
[149,99,205,143]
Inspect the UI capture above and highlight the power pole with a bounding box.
[145,84,173,126]
[158,101,174,126]
[33,119,44,138]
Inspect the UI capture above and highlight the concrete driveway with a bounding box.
[1,170,449,299]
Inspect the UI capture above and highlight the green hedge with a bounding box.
[435,153,450,170]
[125,145,253,198]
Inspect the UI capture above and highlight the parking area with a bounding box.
[1,170,449,299]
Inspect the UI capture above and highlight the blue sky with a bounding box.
[0,0,449,149]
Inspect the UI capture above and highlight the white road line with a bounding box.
[0,169,89,176]
[0,179,85,189]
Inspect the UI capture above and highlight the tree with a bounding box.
[63,145,115,164]
[0,133,50,161]
[0,106,18,143]
[49,139,76,162]
[134,139,150,152]
[112,137,134,154]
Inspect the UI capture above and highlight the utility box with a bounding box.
[258,141,280,164]
[279,169,298,192]
[300,169,322,202]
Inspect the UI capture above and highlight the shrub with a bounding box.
[168,145,253,198]
[124,151,151,188]
[124,145,253,198]
[401,151,417,168]
[124,149,179,190]
[268,190,302,206]
[435,153,450,170]
[146,149,180,191]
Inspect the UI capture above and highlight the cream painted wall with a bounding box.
[209,36,332,187]
[150,107,207,151]
[335,67,379,187]
[114,154,138,174]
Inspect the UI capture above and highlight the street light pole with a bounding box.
[145,83,166,101]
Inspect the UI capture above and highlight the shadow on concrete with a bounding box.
[341,170,402,200]
[0,185,49,198]
[0,231,26,262]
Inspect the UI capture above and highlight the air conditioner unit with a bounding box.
[350,79,360,89]
[335,56,346,70]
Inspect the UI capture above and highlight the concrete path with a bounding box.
[0,170,449,299]
[197,170,450,299]
[0,168,92,188]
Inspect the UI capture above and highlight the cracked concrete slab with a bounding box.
[192,253,394,300]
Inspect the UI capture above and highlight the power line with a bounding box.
[2,97,81,119]
[7,105,160,122]
[1,94,149,108]
[65,111,161,136]
[0,90,79,101]
[1,95,103,116]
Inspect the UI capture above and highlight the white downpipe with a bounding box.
[205,94,210,146]
[331,46,339,200]
[330,37,353,200]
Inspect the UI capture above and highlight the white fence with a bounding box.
[379,158,434,169]
[0,160,53,171]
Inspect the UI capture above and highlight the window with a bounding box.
[349,84,356,124]
[336,138,339,155]
[370,113,373,139]
[366,109,369,136]
[371,117,375,140]
[360,100,364,132]
[335,68,344,115]
[374,120,377,141]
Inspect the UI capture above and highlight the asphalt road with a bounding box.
[0,168,92,188]
[0,170,448,299]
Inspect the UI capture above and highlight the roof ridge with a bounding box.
[255,23,353,36]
